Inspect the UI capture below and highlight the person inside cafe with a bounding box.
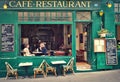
[23,44,35,56]
[59,43,66,51]
[36,42,48,55]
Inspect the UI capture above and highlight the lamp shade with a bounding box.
[106,0,112,8]
[3,4,7,9]
[99,10,104,16]
[107,3,112,8]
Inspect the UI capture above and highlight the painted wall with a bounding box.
[0,0,119,78]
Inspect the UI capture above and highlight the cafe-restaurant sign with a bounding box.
[0,0,101,10]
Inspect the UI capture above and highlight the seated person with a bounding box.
[23,44,35,56]
[36,42,47,55]
[59,43,66,50]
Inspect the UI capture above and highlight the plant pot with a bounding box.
[99,33,106,38]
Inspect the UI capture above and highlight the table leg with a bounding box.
[25,67,28,77]
[55,64,62,76]
[23,66,30,78]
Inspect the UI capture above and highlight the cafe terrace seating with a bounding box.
[44,60,57,76]
[5,62,18,79]
[62,57,74,76]
[33,60,46,78]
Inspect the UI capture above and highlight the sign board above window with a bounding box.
[0,0,101,10]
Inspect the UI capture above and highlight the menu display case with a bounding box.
[94,38,106,52]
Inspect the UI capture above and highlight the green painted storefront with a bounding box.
[0,0,120,77]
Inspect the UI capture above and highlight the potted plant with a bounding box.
[97,28,109,38]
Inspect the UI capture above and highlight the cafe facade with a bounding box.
[0,0,120,77]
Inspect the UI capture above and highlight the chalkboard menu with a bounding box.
[106,38,118,65]
[1,24,14,51]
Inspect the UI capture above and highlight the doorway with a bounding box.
[76,23,92,70]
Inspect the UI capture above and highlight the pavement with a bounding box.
[0,69,120,82]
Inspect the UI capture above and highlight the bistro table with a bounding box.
[19,62,33,78]
[32,51,43,56]
[51,60,66,75]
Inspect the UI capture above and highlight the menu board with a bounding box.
[94,38,106,52]
[106,38,118,65]
[1,24,14,51]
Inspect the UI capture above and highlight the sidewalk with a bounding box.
[0,69,120,82]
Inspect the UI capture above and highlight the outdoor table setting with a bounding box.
[19,62,33,78]
[51,60,66,75]
[32,51,43,56]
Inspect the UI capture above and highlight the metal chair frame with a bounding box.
[33,60,46,78]
[62,57,74,76]
[5,62,18,79]
[44,60,57,76]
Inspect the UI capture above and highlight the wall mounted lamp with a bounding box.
[106,0,112,8]
[99,10,104,16]
[3,4,8,9]
[3,1,8,9]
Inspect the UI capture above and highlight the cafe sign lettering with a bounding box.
[8,0,91,8]
[0,0,101,10]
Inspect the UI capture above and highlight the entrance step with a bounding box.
[76,62,92,71]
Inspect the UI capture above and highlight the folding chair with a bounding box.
[5,62,18,79]
[44,60,57,76]
[62,57,74,76]
[33,60,46,78]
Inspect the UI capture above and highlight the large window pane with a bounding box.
[18,12,72,22]
[116,26,120,49]
[20,24,72,56]
[76,12,91,20]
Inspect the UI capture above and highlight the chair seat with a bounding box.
[34,68,40,70]
[33,68,43,72]
[44,61,57,76]
[47,67,55,70]
[33,60,46,78]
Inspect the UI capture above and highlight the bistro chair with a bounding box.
[62,57,74,76]
[5,62,18,79]
[33,60,46,78]
[44,60,57,76]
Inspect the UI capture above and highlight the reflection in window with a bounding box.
[114,3,120,22]
[20,24,72,56]
[114,3,120,13]
[76,12,91,20]
[18,12,72,22]
[115,14,120,22]
[116,25,120,49]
